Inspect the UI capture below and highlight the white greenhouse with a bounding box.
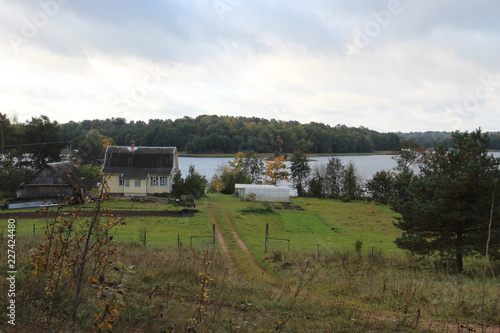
[234,184,290,202]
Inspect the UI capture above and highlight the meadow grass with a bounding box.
[5,194,401,253]
[280,213,331,233]
[206,194,403,263]
[3,194,499,332]
[11,234,498,332]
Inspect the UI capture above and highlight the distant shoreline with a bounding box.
[178,150,396,158]
[179,150,500,158]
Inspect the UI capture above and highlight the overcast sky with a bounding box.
[1,0,499,132]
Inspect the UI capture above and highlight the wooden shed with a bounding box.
[16,162,94,203]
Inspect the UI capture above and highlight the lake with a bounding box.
[179,152,500,183]
[178,155,395,196]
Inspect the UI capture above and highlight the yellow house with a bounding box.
[101,143,179,196]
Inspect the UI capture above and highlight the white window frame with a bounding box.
[150,176,167,187]
[119,177,130,187]
[135,179,141,187]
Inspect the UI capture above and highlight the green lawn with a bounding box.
[2,200,213,249]
[4,194,402,254]
[204,194,403,259]
[281,213,330,233]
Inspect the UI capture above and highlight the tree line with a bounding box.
[58,114,400,154]
[398,130,500,149]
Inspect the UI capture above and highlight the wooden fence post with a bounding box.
[265,223,269,253]
[265,224,290,253]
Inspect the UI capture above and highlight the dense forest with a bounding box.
[4,114,500,161]
[398,131,500,149]
[59,115,400,154]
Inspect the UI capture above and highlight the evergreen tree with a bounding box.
[341,162,364,200]
[170,169,184,198]
[290,150,310,196]
[391,129,500,272]
[324,158,345,199]
[366,170,395,204]
[183,165,208,199]
[307,164,327,198]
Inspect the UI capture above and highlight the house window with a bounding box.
[151,176,167,187]
[135,179,141,187]
[159,176,167,187]
[119,178,130,187]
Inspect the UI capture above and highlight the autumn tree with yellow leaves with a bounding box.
[264,155,289,185]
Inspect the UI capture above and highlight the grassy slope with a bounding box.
[209,194,402,262]
[4,195,500,332]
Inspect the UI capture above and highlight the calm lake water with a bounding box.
[179,152,500,183]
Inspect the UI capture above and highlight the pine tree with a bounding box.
[290,150,310,196]
[391,129,500,272]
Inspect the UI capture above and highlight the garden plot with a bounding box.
[280,213,332,234]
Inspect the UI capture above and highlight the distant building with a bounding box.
[234,184,290,202]
[101,142,179,196]
[12,162,94,209]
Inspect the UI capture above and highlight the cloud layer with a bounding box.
[1,0,499,132]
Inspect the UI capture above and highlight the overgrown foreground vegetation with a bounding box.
[2,195,500,332]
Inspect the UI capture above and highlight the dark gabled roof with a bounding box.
[24,162,94,188]
[101,146,177,178]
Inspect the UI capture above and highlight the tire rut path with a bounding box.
[206,203,500,333]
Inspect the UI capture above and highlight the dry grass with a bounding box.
[9,233,499,332]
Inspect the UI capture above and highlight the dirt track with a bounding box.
[0,209,199,219]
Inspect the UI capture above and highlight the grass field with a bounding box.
[3,194,499,332]
[280,213,330,233]
[209,194,402,259]
[5,194,402,253]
